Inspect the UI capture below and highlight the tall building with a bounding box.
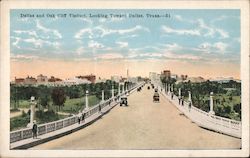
[162,70,171,78]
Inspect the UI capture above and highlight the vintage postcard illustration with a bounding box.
[0,0,249,157]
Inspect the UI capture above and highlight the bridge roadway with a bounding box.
[31,84,241,149]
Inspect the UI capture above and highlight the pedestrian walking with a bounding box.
[32,120,38,139]
[99,104,102,113]
[181,96,184,106]
[78,116,81,124]
[188,102,192,111]
[81,112,85,123]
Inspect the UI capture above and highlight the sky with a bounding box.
[10,9,240,80]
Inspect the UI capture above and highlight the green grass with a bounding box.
[10,95,100,114]
[61,95,100,114]
[10,100,30,109]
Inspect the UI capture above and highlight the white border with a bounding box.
[0,0,249,157]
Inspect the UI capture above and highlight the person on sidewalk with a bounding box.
[99,104,102,113]
[78,116,81,124]
[81,112,85,123]
[32,120,38,139]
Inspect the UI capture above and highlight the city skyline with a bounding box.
[10,9,240,80]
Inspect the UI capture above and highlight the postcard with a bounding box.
[0,0,249,157]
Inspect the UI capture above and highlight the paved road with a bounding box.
[32,84,241,150]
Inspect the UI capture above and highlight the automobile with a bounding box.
[147,86,150,90]
[155,88,158,92]
[137,87,141,92]
[153,92,160,102]
[120,96,128,106]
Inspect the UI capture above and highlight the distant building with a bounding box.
[162,70,171,78]
[14,77,25,85]
[111,76,122,83]
[61,77,91,86]
[76,74,96,83]
[24,76,37,85]
[180,74,188,81]
[48,76,62,82]
[185,76,205,83]
[37,74,48,83]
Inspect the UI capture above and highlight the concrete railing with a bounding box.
[10,82,144,143]
[157,85,241,138]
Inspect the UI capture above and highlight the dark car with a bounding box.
[147,86,150,90]
[137,87,141,92]
[120,96,128,106]
[153,92,160,102]
[155,88,158,92]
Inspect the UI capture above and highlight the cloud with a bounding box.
[76,46,85,55]
[162,25,200,36]
[197,19,229,39]
[11,54,39,61]
[116,41,128,48]
[74,28,92,39]
[36,20,62,39]
[96,53,124,60]
[162,18,229,39]
[11,36,21,49]
[198,42,228,53]
[88,40,105,49]
[13,30,38,38]
[75,25,150,40]
[164,52,201,60]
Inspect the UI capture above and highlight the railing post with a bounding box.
[209,92,215,115]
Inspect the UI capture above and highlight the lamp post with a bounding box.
[102,90,105,102]
[178,88,181,99]
[122,83,125,93]
[85,90,89,110]
[188,91,192,103]
[29,96,36,126]
[112,84,114,98]
[118,83,121,95]
[209,92,215,115]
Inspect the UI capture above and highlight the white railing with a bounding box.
[10,82,144,143]
[158,85,241,138]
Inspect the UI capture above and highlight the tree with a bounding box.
[51,88,66,110]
